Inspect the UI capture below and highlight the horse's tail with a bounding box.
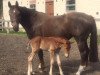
[89,18,99,62]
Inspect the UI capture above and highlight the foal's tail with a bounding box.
[89,19,99,62]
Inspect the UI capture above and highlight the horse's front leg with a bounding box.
[38,50,45,72]
[75,39,89,75]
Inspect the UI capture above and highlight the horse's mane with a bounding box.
[18,6,66,18]
[19,6,36,14]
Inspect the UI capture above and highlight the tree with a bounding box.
[0,0,3,18]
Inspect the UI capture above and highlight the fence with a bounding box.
[0,19,12,33]
[0,18,100,34]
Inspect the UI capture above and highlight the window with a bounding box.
[66,0,75,11]
[96,12,99,15]
[30,4,36,9]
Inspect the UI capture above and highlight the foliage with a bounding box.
[0,0,3,17]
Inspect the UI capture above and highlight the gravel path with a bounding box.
[0,34,100,75]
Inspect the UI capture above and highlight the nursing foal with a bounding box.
[27,36,71,75]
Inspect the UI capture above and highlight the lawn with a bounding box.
[0,30,100,44]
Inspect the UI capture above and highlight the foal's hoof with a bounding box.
[31,72,36,75]
[39,69,44,73]
[38,67,45,73]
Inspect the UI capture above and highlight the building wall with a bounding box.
[36,0,45,13]
[54,0,66,16]
[76,0,100,30]
[20,0,30,8]
[76,0,100,18]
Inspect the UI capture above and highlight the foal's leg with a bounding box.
[28,52,36,75]
[75,39,89,75]
[56,52,64,75]
[49,50,55,75]
[38,50,45,72]
[64,48,69,58]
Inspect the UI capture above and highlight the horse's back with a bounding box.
[32,12,96,38]
[65,12,95,36]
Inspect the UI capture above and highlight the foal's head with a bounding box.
[8,1,21,32]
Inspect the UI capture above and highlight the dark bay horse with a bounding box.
[8,1,99,75]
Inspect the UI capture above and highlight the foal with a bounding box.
[27,36,71,75]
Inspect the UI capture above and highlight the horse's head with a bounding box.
[8,1,20,32]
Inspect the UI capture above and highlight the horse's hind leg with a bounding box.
[56,52,64,75]
[75,38,89,75]
[27,52,36,75]
[38,50,45,72]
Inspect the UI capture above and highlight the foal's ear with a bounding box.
[70,41,74,44]
[8,1,11,8]
[15,1,19,7]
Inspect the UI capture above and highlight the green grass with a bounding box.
[0,30,27,37]
[0,30,100,44]
[97,35,100,44]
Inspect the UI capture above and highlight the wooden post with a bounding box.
[7,22,10,33]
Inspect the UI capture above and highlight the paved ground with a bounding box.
[0,34,100,75]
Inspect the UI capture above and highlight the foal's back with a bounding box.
[30,36,70,51]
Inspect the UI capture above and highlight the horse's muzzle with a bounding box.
[13,26,19,32]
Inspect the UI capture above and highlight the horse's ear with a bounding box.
[15,1,19,7]
[8,1,11,8]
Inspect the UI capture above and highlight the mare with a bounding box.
[8,1,99,75]
[27,36,71,75]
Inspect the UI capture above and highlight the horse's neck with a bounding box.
[19,8,50,39]
[19,8,36,39]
